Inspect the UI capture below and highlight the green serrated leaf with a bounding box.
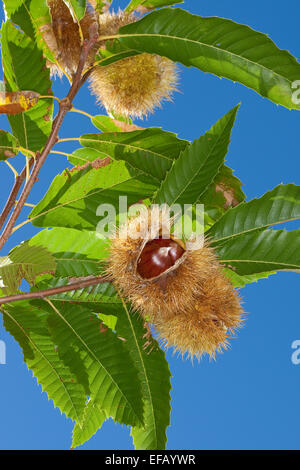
[101,303,171,450]
[29,162,157,230]
[155,105,239,205]
[1,21,53,151]
[223,268,275,288]
[208,184,300,245]
[0,243,56,294]
[72,400,107,449]
[29,227,109,277]
[79,128,188,181]
[1,301,87,422]
[3,0,57,63]
[78,126,244,217]
[217,228,300,275]
[116,8,300,110]
[33,276,120,306]
[40,300,144,426]
[0,130,19,160]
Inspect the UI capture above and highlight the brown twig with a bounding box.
[0,275,108,306]
[0,33,99,252]
[0,158,34,232]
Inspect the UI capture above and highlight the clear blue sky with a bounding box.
[0,0,300,450]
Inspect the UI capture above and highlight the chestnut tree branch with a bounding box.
[0,33,99,251]
[0,275,109,306]
[0,158,34,232]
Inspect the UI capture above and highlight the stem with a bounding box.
[71,107,94,119]
[11,219,31,234]
[0,33,99,252]
[56,137,81,144]
[5,160,19,178]
[0,275,109,306]
[40,95,61,103]
[14,202,35,208]
[25,156,30,183]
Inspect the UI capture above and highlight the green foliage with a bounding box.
[208,184,300,244]
[1,0,300,451]
[0,243,56,294]
[78,126,243,221]
[2,300,88,422]
[78,128,188,181]
[29,161,157,229]
[34,276,119,305]
[70,300,171,449]
[108,303,171,450]
[154,105,239,205]
[223,268,275,288]
[28,227,109,276]
[2,0,57,62]
[1,21,53,151]
[72,400,107,449]
[117,8,300,110]
[216,229,300,275]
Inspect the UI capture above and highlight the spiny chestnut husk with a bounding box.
[107,207,243,359]
[47,0,97,76]
[89,11,178,119]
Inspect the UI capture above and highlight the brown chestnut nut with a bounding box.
[137,238,185,279]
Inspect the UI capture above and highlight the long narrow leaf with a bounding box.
[209,184,300,244]
[29,227,109,277]
[29,162,157,229]
[103,303,171,450]
[40,300,144,426]
[1,21,53,151]
[79,128,188,182]
[216,228,300,275]
[2,301,87,422]
[71,400,107,449]
[117,8,300,110]
[155,105,239,205]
